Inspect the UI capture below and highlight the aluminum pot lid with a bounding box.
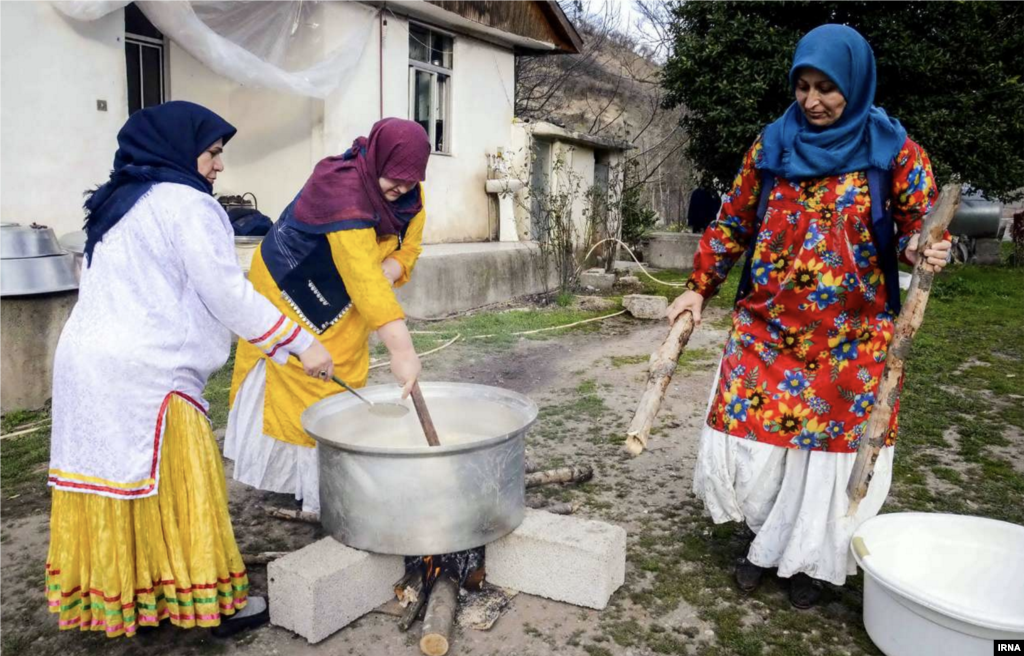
[1,254,79,296]
[1,223,66,260]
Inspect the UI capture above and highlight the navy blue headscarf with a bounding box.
[83,101,236,264]
[760,24,907,180]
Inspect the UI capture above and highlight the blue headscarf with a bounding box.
[760,24,906,180]
[83,101,236,264]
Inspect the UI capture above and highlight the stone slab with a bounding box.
[623,294,668,320]
[485,509,627,610]
[579,269,616,292]
[268,537,404,643]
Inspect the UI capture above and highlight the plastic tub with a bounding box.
[851,512,1024,656]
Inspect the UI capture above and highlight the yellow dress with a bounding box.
[46,395,248,636]
[229,208,425,448]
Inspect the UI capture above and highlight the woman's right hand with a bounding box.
[667,290,704,326]
[390,347,421,398]
[298,340,335,381]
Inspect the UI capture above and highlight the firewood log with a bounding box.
[399,575,428,632]
[525,464,593,488]
[847,183,961,514]
[420,576,458,656]
[264,506,320,524]
[241,551,290,566]
[525,500,580,515]
[625,311,697,456]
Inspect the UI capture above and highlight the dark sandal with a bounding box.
[211,596,270,638]
[788,573,824,609]
[734,557,765,593]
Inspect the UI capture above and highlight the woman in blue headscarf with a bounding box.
[46,101,333,638]
[666,25,952,607]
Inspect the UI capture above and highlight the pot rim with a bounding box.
[302,381,538,456]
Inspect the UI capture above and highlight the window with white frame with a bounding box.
[125,4,165,115]
[408,23,453,154]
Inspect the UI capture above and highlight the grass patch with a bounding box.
[0,430,50,493]
[204,344,236,431]
[1,406,49,434]
[611,354,649,367]
[677,347,717,372]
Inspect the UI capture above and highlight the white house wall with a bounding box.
[1,2,128,237]
[167,41,323,220]
[322,7,517,243]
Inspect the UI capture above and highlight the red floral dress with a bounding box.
[687,136,937,453]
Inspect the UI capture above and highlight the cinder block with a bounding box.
[580,269,616,291]
[485,509,627,610]
[623,294,668,320]
[268,537,404,643]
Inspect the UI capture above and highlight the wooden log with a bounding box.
[525,464,593,488]
[847,183,961,514]
[420,576,459,656]
[410,382,441,447]
[399,572,428,632]
[241,551,290,566]
[525,500,581,515]
[264,506,320,524]
[625,311,697,456]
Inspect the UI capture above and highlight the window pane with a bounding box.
[431,32,453,69]
[141,45,162,108]
[125,42,141,115]
[409,24,430,64]
[435,74,449,152]
[412,69,432,139]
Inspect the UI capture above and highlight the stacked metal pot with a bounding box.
[1,223,80,412]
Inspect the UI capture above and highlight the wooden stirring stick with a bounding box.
[409,381,441,447]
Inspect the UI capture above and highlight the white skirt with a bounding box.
[224,360,321,514]
[691,365,894,586]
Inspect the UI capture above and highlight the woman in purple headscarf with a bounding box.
[226,118,431,514]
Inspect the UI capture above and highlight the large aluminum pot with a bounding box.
[302,382,537,555]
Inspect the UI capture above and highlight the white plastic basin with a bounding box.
[852,512,1024,656]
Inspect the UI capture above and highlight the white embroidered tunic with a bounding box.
[49,183,313,499]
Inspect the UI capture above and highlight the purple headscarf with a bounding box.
[293,118,430,235]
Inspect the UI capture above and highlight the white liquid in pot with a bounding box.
[313,396,525,449]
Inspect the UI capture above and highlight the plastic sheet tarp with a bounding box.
[53,1,376,98]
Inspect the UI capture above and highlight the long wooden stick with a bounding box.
[264,506,320,524]
[625,311,697,456]
[410,382,441,447]
[847,183,961,514]
[525,464,593,488]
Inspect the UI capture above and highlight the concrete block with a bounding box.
[485,509,627,610]
[268,537,404,643]
[974,237,1003,265]
[615,275,643,291]
[623,294,668,320]
[645,232,701,270]
[1,291,78,412]
[579,269,616,292]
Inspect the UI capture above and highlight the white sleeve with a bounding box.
[165,189,314,364]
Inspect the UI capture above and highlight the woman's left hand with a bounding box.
[905,234,952,273]
[381,258,403,286]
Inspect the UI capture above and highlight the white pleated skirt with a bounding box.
[224,360,321,514]
[691,364,894,586]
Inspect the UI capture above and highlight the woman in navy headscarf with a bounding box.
[665,25,952,607]
[46,101,332,638]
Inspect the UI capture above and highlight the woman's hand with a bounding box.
[390,347,422,399]
[377,319,421,398]
[667,290,705,325]
[905,234,952,273]
[297,340,334,381]
[382,258,403,287]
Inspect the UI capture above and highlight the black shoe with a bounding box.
[211,596,269,638]
[734,557,765,593]
[788,573,824,609]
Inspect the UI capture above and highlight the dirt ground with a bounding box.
[3,269,1021,656]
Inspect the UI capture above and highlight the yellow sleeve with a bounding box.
[388,208,425,288]
[327,229,405,330]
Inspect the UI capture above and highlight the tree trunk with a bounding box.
[419,576,459,656]
[525,464,594,488]
[847,183,961,513]
[625,311,696,456]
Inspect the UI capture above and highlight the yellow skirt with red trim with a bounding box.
[45,395,248,637]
